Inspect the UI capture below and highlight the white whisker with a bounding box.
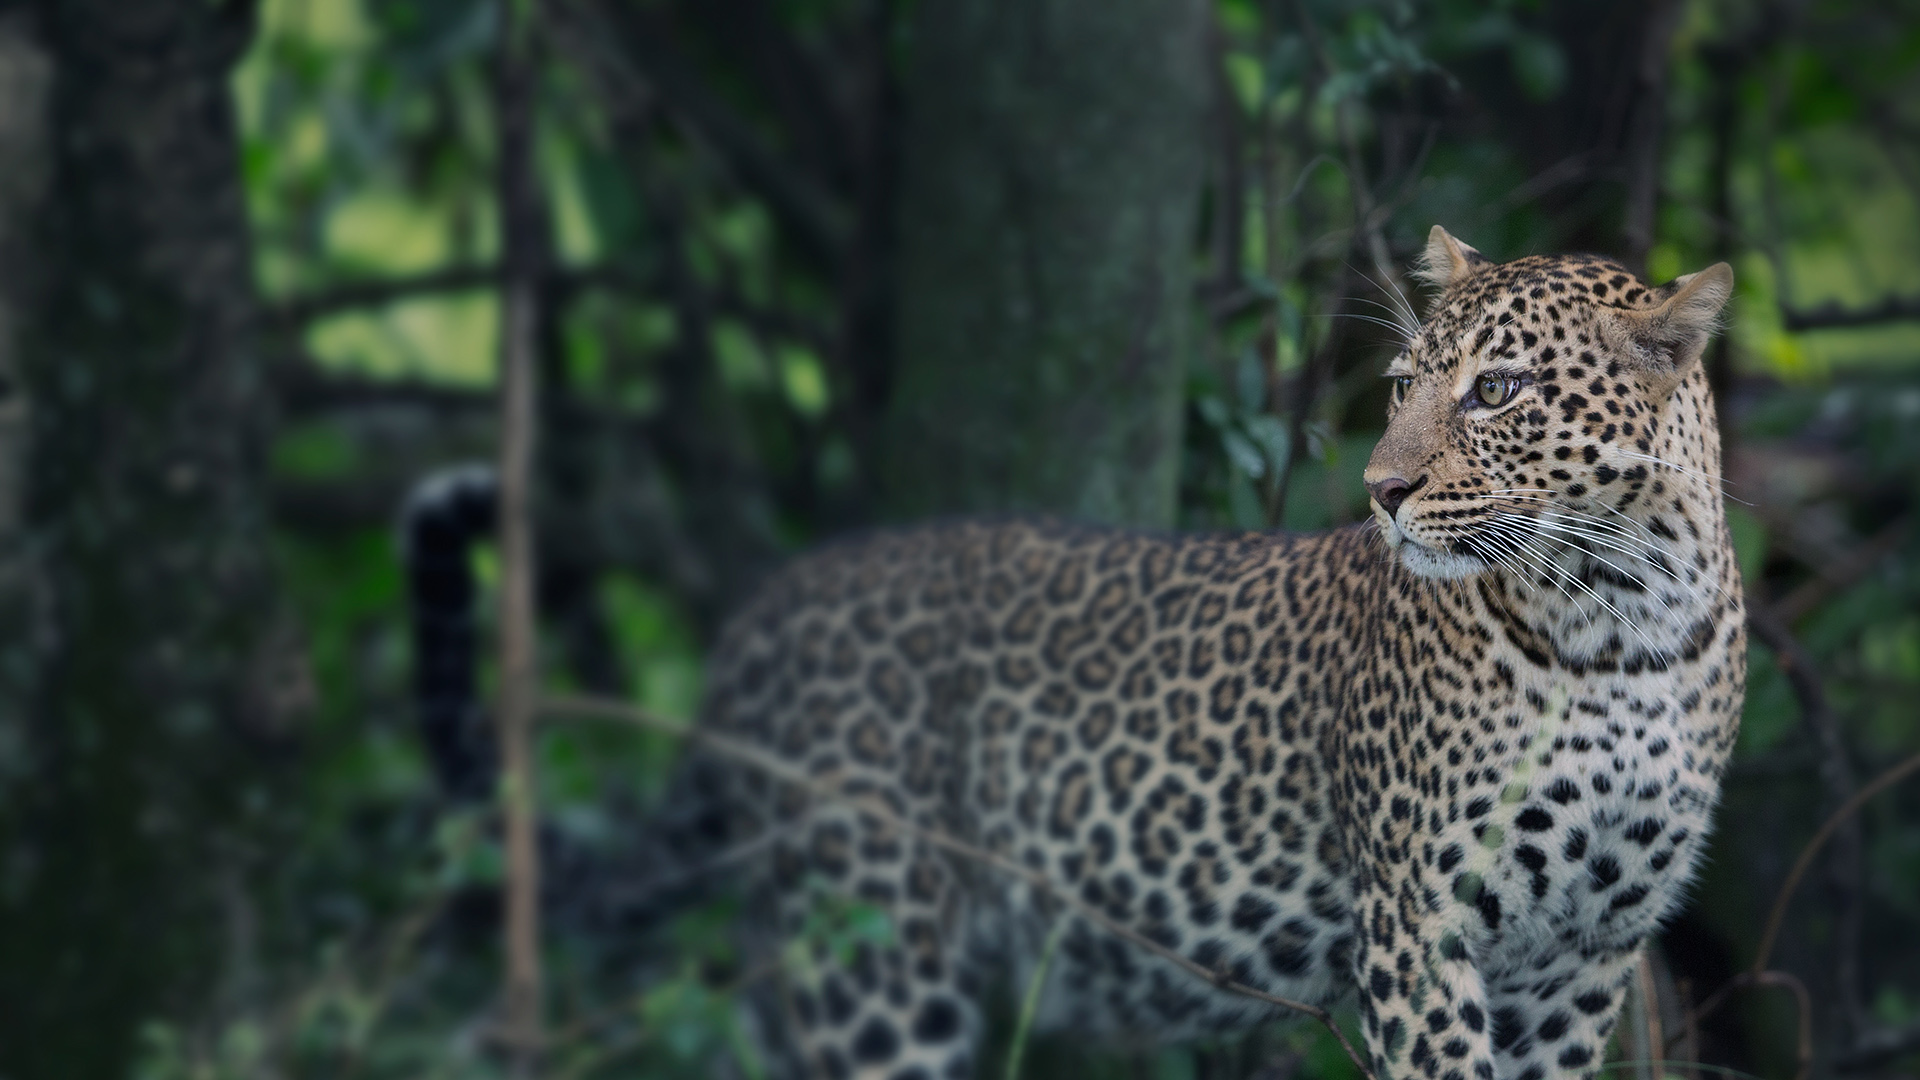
[1329,310,1418,344]
[1478,519,1583,615]
[1344,295,1422,340]
[1482,514,1667,654]
[1476,488,1669,549]
[1492,512,1675,611]
[1471,493,1734,604]
[1473,494,1658,550]
[1613,450,1753,506]
[1351,264,1424,338]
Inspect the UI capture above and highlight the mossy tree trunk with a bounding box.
[0,3,295,1075]
[883,0,1210,528]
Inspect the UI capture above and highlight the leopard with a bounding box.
[643,228,1747,1080]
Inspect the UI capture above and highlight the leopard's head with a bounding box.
[1363,226,1733,581]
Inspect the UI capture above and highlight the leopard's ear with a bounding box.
[1414,225,1489,291]
[1615,262,1734,381]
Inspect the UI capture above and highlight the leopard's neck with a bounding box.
[1444,378,1741,677]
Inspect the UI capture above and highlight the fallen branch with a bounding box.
[540,693,1377,1080]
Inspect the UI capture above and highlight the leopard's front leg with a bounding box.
[1483,942,1644,1080]
[1351,871,1499,1080]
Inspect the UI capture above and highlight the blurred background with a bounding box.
[0,0,1917,1077]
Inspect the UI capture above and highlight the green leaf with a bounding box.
[1221,428,1267,479]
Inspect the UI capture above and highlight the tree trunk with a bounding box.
[883,0,1209,528]
[0,2,295,1075]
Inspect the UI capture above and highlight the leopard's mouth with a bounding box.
[1378,513,1491,580]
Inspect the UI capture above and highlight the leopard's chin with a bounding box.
[1399,543,1488,580]
[1380,517,1489,580]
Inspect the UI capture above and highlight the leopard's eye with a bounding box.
[1390,375,1413,405]
[1475,375,1519,408]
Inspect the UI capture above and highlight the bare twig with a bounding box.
[1781,294,1920,331]
[1671,748,1920,1078]
[1206,13,1246,294]
[494,0,544,1071]
[1487,152,1595,220]
[546,952,785,1061]
[540,693,1378,1080]
[271,265,502,325]
[549,0,848,272]
[1745,602,1865,1032]
[1635,953,1665,1080]
[1756,62,1795,312]
[1772,517,1909,626]
[1684,971,1813,1080]
[1749,749,1920,977]
[1620,0,1683,272]
[1291,0,1396,289]
[1271,271,1355,522]
[1678,977,1700,1080]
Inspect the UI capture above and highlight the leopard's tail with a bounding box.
[400,464,499,803]
[398,464,736,933]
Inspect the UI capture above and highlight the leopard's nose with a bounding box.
[1367,475,1422,518]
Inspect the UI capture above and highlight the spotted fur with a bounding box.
[684,230,1746,1080]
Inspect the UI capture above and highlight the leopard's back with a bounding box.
[697,520,1377,1064]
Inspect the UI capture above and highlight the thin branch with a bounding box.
[550,0,848,272]
[1674,752,1920,1078]
[1204,13,1246,294]
[1677,977,1700,1080]
[1745,601,1865,1033]
[1487,152,1595,219]
[270,265,502,325]
[1772,517,1909,625]
[546,951,785,1060]
[494,0,544,1069]
[1271,271,1356,524]
[1756,62,1795,312]
[1748,748,1920,977]
[1780,294,1920,331]
[1635,953,1665,1080]
[276,364,500,415]
[1291,0,1396,290]
[270,261,828,352]
[1619,0,1684,273]
[686,0,855,191]
[540,693,1378,1080]
[1686,972,1812,1080]
[269,262,653,323]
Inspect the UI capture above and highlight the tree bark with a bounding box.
[883,0,1210,527]
[0,10,50,731]
[0,2,294,1075]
